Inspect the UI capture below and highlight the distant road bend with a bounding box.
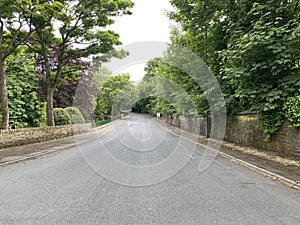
[0,114,300,225]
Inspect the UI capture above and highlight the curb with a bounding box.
[0,120,117,167]
[156,119,300,190]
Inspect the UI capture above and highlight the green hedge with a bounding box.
[64,107,85,124]
[54,108,71,126]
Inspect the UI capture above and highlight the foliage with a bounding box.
[53,108,71,126]
[64,107,85,124]
[95,74,134,120]
[25,0,134,126]
[284,96,300,128]
[168,0,300,138]
[75,66,112,121]
[259,111,284,140]
[0,0,36,129]
[36,47,99,120]
[5,52,44,128]
[132,97,155,114]
[113,83,139,115]
[219,0,300,138]
[136,53,208,118]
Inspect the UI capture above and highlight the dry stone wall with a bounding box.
[0,124,91,149]
[162,114,300,159]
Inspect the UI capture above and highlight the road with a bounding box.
[0,114,300,225]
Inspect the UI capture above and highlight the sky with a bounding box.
[106,0,175,82]
[110,0,173,44]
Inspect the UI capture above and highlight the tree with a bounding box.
[5,51,43,128]
[95,74,133,120]
[0,0,35,129]
[35,45,95,109]
[134,60,159,114]
[169,0,238,113]
[169,0,300,138]
[220,0,300,138]
[113,82,139,115]
[27,0,134,126]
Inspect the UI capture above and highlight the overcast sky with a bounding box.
[110,0,173,44]
[107,0,174,82]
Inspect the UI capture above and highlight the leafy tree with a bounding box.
[26,0,134,126]
[0,0,36,129]
[134,59,159,113]
[113,83,139,115]
[35,46,97,110]
[169,0,222,63]
[220,0,300,138]
[134,61,158,114]
[4,52,43,128]
[168,0,300,138]
[168,0,241,114]
[95,74,134,120]
[137,49,211,118]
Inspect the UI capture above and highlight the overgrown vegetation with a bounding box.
[5,52,44,128]
[95,74,138,120]
[1,0,300,141]
[0,0,134,129]
[135,0,300,139]
[284,96,300,128]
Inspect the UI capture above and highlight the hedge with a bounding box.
[54,108,71,126]
[64,107,85,124]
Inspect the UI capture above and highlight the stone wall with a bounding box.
[225,114,300,158]
[162,114,300,159]
[0,123,91,149]
[163,115,208,136]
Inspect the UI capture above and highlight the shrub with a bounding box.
[6,53,43,128]
[54,108,71,126]
[284,96,300,128]
[64,107,85,124]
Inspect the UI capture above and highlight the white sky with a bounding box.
[108,0,174,82]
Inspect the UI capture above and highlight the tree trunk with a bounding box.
[0,57,9,129]
[36,28,56,127]
[46,86,55,126]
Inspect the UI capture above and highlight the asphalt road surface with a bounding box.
[1,114,300,225]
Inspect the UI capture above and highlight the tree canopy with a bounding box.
[95,74,138,120]
[136,0,300,139]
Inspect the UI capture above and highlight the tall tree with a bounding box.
[27,0,133,126]
[0,0,35,129]
[5,51,43,128]
[220,0,300,138]
[35,45,95,110]
[95,74,133,120]
[169,0,300,138]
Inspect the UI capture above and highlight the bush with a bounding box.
[284,96,300,128]
[6,52,44,128]
[64,107,85,124]
[54,108,71,126]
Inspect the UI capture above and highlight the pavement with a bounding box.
[0,114,300,224]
